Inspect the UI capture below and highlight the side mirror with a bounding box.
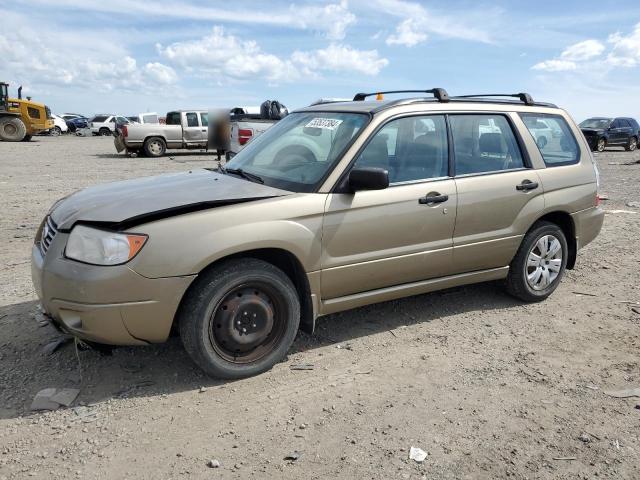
[348,167,389,191]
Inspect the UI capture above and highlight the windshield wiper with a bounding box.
[225,167,264,184]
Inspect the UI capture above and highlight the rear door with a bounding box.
[609,119,625,144]
[321,114,457,299]
[182,111,204,143]
[450,113,544,274]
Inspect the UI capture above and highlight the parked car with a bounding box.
[579,117,639,152]
[226,101,288,159]
[64,116,89,132]
[50,114,69,135]
[522,117,554,148]
[126,112,160,125]
[32,89,603,379]
[90,115,130,136]
[114,110,208,156]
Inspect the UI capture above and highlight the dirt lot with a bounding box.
[0,135,639,479]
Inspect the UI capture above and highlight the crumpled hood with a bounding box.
[50,169,290,230]
[580,128,604,135]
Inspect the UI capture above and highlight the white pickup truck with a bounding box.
[114,110,208,157]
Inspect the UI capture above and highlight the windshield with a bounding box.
[580,118,612,129]
[225,111,369,192]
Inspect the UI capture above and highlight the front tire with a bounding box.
[143,137,166,157]
[178,258,300,379]
[596,138,606,152]
[0,116,27,141]
[626,136,637,151]
[506,221,568,302]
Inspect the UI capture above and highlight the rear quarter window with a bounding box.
[520,114,579,167]
[91,115,108,122]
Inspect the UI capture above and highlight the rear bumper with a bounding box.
[572,206,604,250]
[31,235,195,345]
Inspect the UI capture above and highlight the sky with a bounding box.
[1,0,639,121]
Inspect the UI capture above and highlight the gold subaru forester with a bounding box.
[31,89,604,378]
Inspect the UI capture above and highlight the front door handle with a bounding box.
[516,180,539,191]
[419,193,448,204]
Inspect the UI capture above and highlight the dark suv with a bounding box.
[579,117,639,152]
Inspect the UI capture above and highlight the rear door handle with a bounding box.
[516,180,539,191]
[419,193,448,204]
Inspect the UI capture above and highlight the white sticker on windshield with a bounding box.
[305,118,343,130]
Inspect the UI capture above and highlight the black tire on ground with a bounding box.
[0,116,27,141]
[626,136,637,152]
[596,138,606,152]
[178,258,301,379]
[506,221,568,302]
[21,134,32,142]
[143,137,166,157]
[53,126,62,136]
[99,127,111,136]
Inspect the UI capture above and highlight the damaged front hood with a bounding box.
[50,169,290,230]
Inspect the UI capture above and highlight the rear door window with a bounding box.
[450,114,525,175]
[186,112,199,127]
[166,112,181,125]
[520,114,579,166]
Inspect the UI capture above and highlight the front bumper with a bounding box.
[31,233,195,345]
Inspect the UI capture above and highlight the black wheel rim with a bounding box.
[208,282,287,364]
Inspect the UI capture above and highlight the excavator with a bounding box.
[0,82,54,141]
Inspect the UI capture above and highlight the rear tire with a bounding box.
[0,116,27,141]
[536,136,547,149]
[99,127,111,136]
[21,134,32,142]
[178,258,300,379]
[506,221,568,302]
[143,137,166,157]
[626,136,637,151]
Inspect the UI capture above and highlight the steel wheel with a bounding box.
[3,123,17,136]
[525,234,563,291]
[596,138,606,152]
[629,137,637,151]
[208,282,287,364]
[147,139,164,156]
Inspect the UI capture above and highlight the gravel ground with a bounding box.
[0,135,639,479]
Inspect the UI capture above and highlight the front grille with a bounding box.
[40,216,58,256]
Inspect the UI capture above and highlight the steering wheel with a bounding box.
[273,145,317,167]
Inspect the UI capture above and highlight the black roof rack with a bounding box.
[353,88,449,103]
[452,93,535,106]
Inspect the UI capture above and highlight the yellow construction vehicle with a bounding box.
[0,82,54,141]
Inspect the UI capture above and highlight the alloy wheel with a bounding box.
[525,234,563,291]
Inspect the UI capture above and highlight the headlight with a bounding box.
[65,225,147,266]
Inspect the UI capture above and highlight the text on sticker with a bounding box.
[305,118,343,130]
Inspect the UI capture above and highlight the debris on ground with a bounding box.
[626,201,640,208]
[284,451,302,462]
[30,387,80,411]
[290,363,314,370]
[578,433,592,443]
[42,336,73,355]
[207,459,221,468]
[409,446,428,463]
[552,456,577,461]
[604,387,640,398]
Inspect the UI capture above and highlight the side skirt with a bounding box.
[319,266,509,316]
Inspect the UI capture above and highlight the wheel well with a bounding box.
[176,248,314,334]
[535,211,576,269]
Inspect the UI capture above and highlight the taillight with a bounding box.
[238,128,253,145]
[121,125,128,137]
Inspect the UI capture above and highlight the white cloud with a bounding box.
[372,0,492,47]
[292,44,389,76]
[144,63,178,84]
[607,23,640,67]
[160,27,389,82]
[24,0,356,41]
[292,1,356,40]
[531,59,577,72]
[386,19,428,47]
[560,39,605,61]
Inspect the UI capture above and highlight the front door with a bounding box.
[321,114,457,299]
[449,113,544,273]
